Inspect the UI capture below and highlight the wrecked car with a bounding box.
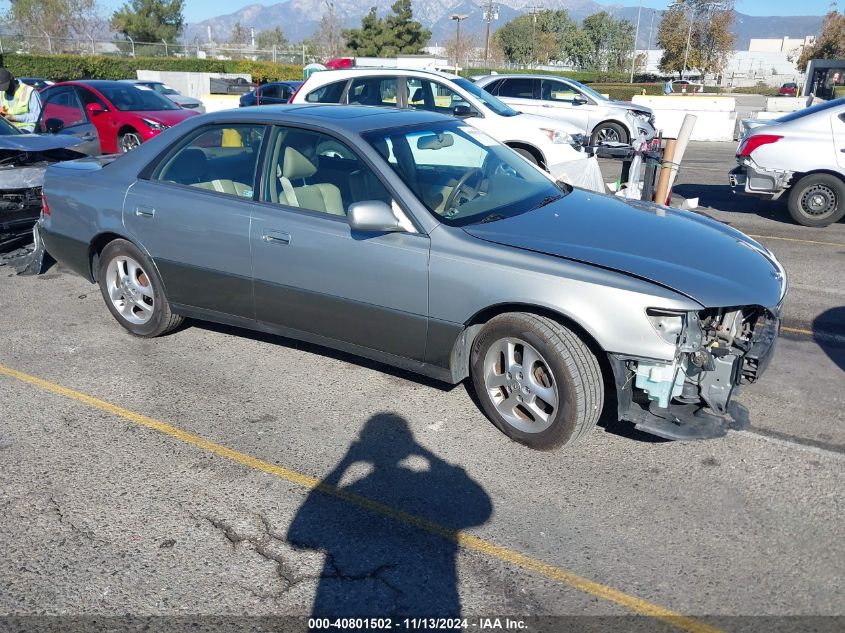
[40,106,786,449]
[0,118,87,253]
[730,96,845,227]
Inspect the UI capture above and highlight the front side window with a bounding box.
[262,126,395,218]
[152,124,266,198]
[37,87,86,132]
[77,87,108,110]
[347,77,398,107]
[541,79,579,103]
[260,84,281,99]
[364,121,565,227]
[305,80,348,103]
[406,78,472,116]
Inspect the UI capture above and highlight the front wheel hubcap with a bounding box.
[483,337,559,433]
[120,133,142,153]
[106,255,154,324]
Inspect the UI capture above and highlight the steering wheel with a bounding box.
[443,168,484,214]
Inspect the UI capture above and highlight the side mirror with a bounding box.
[572,96,589,105]
[86,102,106,115]
[44,118,64,134]
[348,200,403,233]
[453,104,474,118]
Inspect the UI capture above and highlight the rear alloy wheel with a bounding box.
[118,130,143,153]
[470,313,603,450]
[590,122,628,145]
[97,239,183,337]
[787,173,845,227]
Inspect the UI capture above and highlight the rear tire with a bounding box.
[97,239,183,338]
[787,173,845,227]
[470,313,603,450]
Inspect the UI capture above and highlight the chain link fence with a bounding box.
[0,33,318,64]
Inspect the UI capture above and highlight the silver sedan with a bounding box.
[40,105,785,449]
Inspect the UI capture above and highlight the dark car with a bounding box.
[36,80,200,154]
[239,81,303,107]
[778,82,798,96]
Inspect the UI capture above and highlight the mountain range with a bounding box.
[182,0,825,52]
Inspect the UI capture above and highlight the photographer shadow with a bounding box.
[287,413,492,618]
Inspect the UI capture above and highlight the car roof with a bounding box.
[208,103,453,133]
[308,68,460,82]
[476,74,574,81]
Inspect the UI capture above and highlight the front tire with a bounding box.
[470,313,603,450]
[510,146,540,166]
[787,173,845,227]
[118,129,143,153]
[97,239,183,337]
[591,122,628,145]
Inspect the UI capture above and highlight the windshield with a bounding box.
[363,121,566,227]
[0,116,21,135]
[453,78,519,117]
[149,83,179,95]
[774,97,845,123]
[97,84,179,111]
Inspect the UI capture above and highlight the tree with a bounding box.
[797,10,845,71]
[657,0,734,78]
[257,26,288,51]
[228,22,249,48]
[312,1,344,59]
[493,10,580,65]
[343,0,429,57]
[581,11,635,72]
[7,0,104,47]
[445,32,480,69]
[111,0,184,43]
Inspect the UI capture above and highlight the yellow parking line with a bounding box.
[0,362,721,633]
[747,234,844,247]
[781,326,814,336]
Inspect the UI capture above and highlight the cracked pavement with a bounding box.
[0,143,843,626]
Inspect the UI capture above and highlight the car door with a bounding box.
[36,86,100,155]
[251,125,430,361]
[538,79,591,134]
[495,77,541,115]
[123,122,267,317]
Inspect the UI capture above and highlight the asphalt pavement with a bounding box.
[1,142,843,632]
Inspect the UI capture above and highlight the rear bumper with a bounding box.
[729,162,793,199]
[39,223,94,282]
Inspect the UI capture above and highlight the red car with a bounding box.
[778,82,798,96]
[36,80,200,154]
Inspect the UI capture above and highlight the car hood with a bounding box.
[511,112,581,135]
[168,94,201,106]
[463,189,785,309]
[137,109,199,126]
[0,133,84,152]
[609,101,653,115]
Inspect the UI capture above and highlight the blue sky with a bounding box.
[5,0,836,24]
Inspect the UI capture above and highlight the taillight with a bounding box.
[41,190,50,216]
[738,134,783,157]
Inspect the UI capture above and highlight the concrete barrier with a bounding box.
[631,95,737,141]
[765,96,807,113]
[201,95,242,113]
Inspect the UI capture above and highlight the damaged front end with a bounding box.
[610,306,781,440]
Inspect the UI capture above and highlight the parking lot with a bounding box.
[1,141,843,630]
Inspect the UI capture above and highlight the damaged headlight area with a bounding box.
[611,306,780,440]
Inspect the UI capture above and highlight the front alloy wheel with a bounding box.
[471,313,604,450]
[118,130,143,153]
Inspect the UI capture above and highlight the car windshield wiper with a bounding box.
[529,194,563,211]
[479,213,507,224]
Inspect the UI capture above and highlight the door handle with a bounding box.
[262,229,291,245]
[135,205,155,218]
[81,133,96,141]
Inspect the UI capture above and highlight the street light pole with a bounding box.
[629,0,643,83]
[450,14,468,74]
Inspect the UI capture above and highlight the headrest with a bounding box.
[282,145,318,180]
[167,148,207,182]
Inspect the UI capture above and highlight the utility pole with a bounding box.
[629,0,643,83]
[528,6,542,66]
[483,0,493,62]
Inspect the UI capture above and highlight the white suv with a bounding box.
[289,68,585,170]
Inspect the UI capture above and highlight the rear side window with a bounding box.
[305,80,348,103]
[37,87,86,132]
[498,78,535,99]
[151,124,266,198]
[347,77,398,106]
[483,79,504,95]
